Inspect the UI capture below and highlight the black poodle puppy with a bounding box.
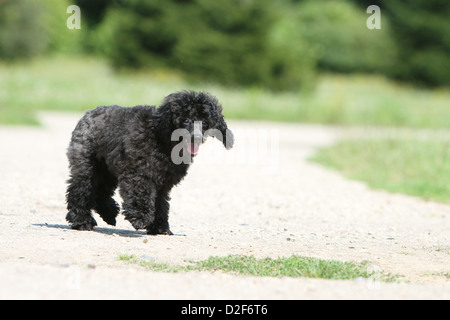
[65,91,234,235]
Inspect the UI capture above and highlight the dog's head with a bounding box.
[158,91,234,157]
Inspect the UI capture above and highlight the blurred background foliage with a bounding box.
[0,0,449,90]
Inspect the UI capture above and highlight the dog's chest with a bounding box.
[152,157,189,188]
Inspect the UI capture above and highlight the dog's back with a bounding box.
[69,105,156,155]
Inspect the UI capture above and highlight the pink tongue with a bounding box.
[188,142,199,155]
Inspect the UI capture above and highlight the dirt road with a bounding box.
[0,113,449,299]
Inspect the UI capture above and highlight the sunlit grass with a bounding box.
[1,56,450,127]
[118,254,398,281]
[311,137,450,203]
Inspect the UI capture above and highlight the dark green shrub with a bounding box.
[42,0,83,54]
[172,0,275,87]
[95,0,178,69]
[0,0,82,60]
[383,0,450,86]
[295,0,398,74]
[267,13,317,92]
[74,0,110,27]
[96,0,317,91]
[0,0,48,60]
[349,0,450,87]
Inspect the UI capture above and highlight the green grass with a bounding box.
[118,254,187,273]
[311,137,450,203]
[118,254,398,282]
[1,56,450,127]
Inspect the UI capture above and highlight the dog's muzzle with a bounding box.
[187,134,202,156]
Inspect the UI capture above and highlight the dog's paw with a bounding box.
[146,224,173,235]
[124,210,154,230]
[129,218,147,230]
[69,217,97,231]
[66,210,97,231]
[101,216,117,226]
[70,221,96,231]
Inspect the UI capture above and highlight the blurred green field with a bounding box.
[1,56,450,128]
[311,137,450,204]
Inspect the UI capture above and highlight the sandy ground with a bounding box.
[0,112,449,299]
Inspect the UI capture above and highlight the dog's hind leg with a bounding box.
[92,158,119,226]
[65,142,98,230]
[66,173,98,230]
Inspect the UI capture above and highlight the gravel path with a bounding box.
[0,112,449,299]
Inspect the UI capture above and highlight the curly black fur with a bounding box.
[65,91,234,235]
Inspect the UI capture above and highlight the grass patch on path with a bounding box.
[118,254,397,282]
[311,137,450,204]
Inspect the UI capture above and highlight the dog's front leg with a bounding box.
[118,174,156,230]
[146,189,173,235]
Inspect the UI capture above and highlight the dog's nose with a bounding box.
[192,134,203,143]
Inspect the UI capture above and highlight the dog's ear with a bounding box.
[207,97,234,150]
[225,128,234,150]
[158,92,186,128]
[156,99,177,140]
[217,117,234,150]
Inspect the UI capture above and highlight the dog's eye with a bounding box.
[183,119,190,125]
[202,120,208,127]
